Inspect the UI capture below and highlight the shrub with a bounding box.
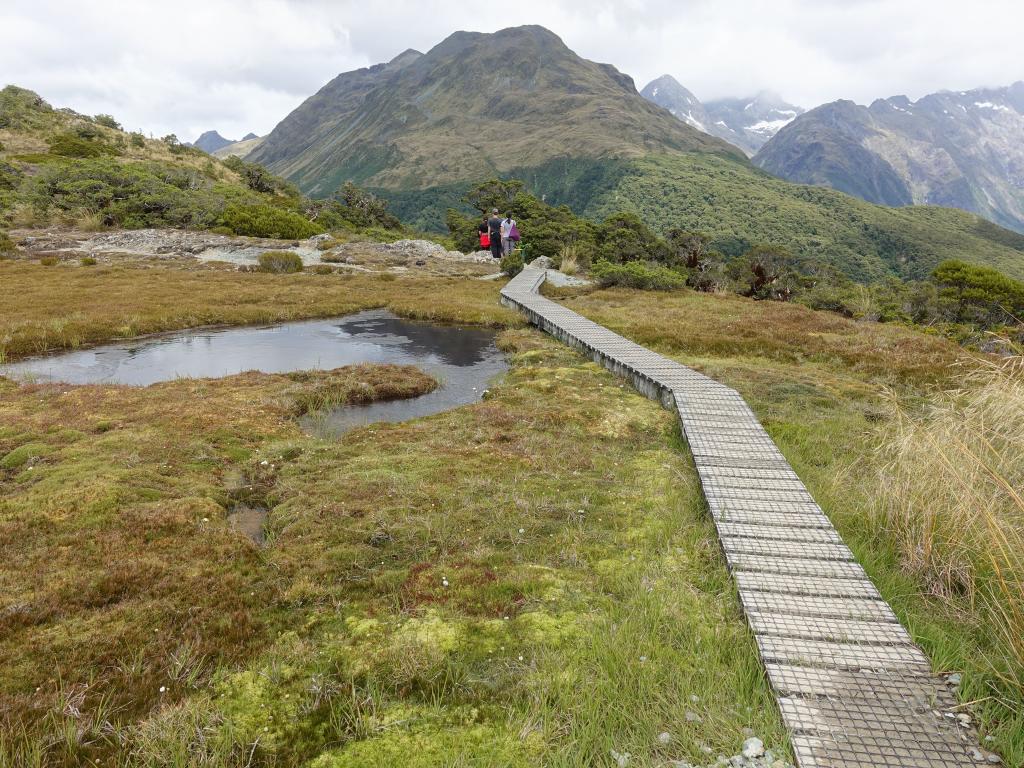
[500,248,524,277]
[591,260,684,290]
[39,255,59,266]
[48,132,117,158]
[94,114,121,130]
[595,212,671,264]
[0,230,15,255]
[129,132,146,148]
[257,250,303,274]
[218,203,321,239]
[932,259,1024,327]
[80,256,97,266]
[312,264,336,275]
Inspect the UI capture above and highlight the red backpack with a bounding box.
[479,231,491,248]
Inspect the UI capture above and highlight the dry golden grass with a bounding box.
[874,356,1024,682]
[0,260,521,361]
[565,286,969,384]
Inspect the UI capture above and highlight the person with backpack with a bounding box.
[487,208,503,260]
[500,212,519,259]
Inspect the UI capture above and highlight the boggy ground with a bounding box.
[0,320,785,766]
[1,260,1019,765]
[0,257,517,362]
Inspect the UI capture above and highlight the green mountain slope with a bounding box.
[579,153,1024,282]
[248,25,742,195]
[0,85,402,240]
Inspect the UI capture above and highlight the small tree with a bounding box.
[94,114,121,130]
[464,178,524,215]
[729,244,798,301]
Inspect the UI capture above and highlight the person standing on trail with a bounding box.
[500,211,517,260]
[478,216,490,251]
[487,208,503,260]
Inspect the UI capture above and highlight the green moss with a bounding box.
[309,716,537,767]
[1,441,51,468]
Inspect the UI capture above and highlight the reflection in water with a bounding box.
[1,310,508,434]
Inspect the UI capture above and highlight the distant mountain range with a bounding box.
[641,75,803,155]
[243,25,1024,282]
[190,130,259,155]
[754,83,1024,233]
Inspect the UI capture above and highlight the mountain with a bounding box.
[754,83,1024,233]
[248,26,742,196]
[213,134,263,159]
[246,28,1024,282]
[191,130,234,153]
[641,75,803,155]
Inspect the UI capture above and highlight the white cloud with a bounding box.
[1,0,1021,141]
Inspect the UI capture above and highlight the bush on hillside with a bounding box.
[932,259,1024,327]
[129,132,146,148]
[29,158,223,229]
[222,155,299,197]
[595,212,670,264]
[728,244,803,301]
[0,162,20,192]
[0,85,52,131]
[48,131,118,158]
[94,114,121,130]
[217,203,322,239]
[591,260,684,290]
[306,182,401,231]
[257,250,304,274]
[0,230,16,257]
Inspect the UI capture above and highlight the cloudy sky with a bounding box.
[2,0,1021,142]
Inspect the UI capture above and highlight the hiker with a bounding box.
[500,212,519,259]
[487,208,503,260]
[478,216,490,251]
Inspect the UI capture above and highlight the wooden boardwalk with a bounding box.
[501,266,989,768]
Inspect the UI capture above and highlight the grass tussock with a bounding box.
[257,250,304,274]
[875,355,1024,687]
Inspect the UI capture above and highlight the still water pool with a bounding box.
[1,310,508,435]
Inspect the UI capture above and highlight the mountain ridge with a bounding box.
[754,82,1024,232]
[641,74,803,155]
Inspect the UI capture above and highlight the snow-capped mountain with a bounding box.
[641,75,804,155]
